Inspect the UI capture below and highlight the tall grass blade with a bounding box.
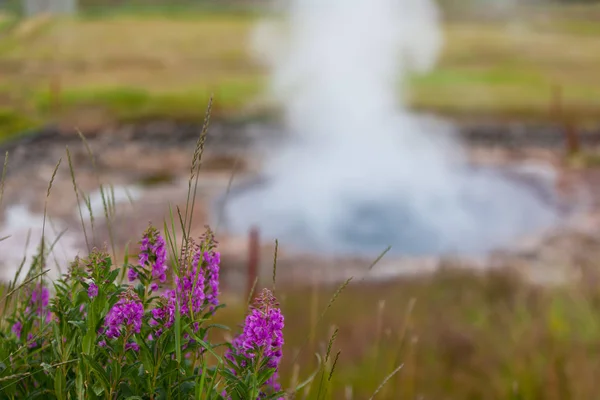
[176,206,187,243]
[0,359,78,393]
[12,229,32,286]
[272,239,278,294]
[164,205,180,269]
[316,328,339,399]
[80,189,95,245]
[66,146,90,251]
[182,95,213,252]
[39,157,61,364]
[0,151,8,208]
[368,364,403,400]
[214,153,241,235]
[246,276,258,308]
[293,277,353,365]
[359,246,391,284]
[46,220,68,275]
[0,269,51,304]
[328,351,341,382]
[76,128,116,260]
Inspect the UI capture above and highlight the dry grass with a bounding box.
[0,5,598,137]
[213,266,600,399]
[412,18,600,120]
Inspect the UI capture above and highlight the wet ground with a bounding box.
[1,118,600,290]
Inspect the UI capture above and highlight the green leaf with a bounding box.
[92,382,105,396]
[139,340,154,375]
[107,269,120,284]
[111,359,122,385]
[76,361,85,400]
[196,366,206,400]
[68,320,86,330]
[163,336,176,355]
[83,354,111,394]
[82,330,94,356]
[205,323,231,332]
[83,305,97,356]
[256,367,276,387]
[54,369,66,400]
[52,324,63,359]
[175,304,182,364]
[185,329,223,362]
[179,381,196,396]
[122,362,142,380]
[64,335,78,362]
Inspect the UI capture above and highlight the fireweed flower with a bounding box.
[88,282,98,298]
[226,289,285,395]
[127,268,138,282]
[177,249,206,317]
[150,235,221,333]
[12,321,22,338]
[139,225,168,283]
[204,251,220,306]
[29,284,50,314]
[125,341,140,352]
[150,289,176,333]
[104,290,144,340]
[27,333,37,349]
[24,284,52,324]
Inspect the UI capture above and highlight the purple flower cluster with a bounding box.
[226,289,285,394]
[11,284,53,342]
[88,282,98,298]
[149,239,221,338]
[104,291,143,339]
[12,321,22,338]
[125,341,140,352]
[204,251,220,307]
[127,268,138,282]
[28,284,50,319]
[150,290,176,336]
[176,269,205,317]
[27,333,37,348]
[137,226,167,283]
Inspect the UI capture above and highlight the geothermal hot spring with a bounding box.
[0,0,589,286]
[220,0,573,257]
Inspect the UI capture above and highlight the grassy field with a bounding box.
[0,4,599,138]
[211,266,600,399]
[2,5,600,398]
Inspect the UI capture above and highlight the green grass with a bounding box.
[2,59,600,397]
[0,5,599,136]
[212,266,600,399]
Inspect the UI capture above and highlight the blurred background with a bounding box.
[1,0,600,398]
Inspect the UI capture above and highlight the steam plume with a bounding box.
[224,0,560,256]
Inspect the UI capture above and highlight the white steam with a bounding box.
[0,205,79,282]
[224,0,560,256]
